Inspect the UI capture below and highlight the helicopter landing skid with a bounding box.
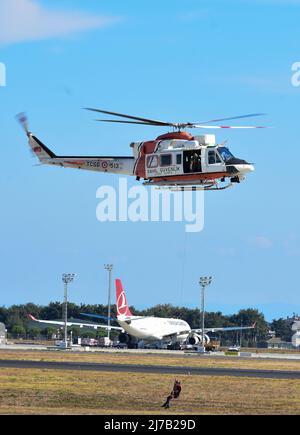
[143,180,233,191]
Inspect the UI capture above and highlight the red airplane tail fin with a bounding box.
[116,279,133,317]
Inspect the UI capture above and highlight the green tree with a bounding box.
[28,328,41,339]
[270,318,292,342]
[12,325,26,338]
[227,308,269,346]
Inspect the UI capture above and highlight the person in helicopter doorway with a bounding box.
[190,152,201,173]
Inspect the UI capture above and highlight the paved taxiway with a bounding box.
[0,359,299,379]
[2,345,300,360]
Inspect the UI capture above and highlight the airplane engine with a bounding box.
[118,333,138,348]
[188,333,210,345]
[119,333,130,344]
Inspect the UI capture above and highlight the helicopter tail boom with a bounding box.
[28,133,135,175]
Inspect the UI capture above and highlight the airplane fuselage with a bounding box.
[117,316,191,341]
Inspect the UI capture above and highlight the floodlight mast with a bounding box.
[199,276,213,352]
[62,273,76,349]
[104,264,113,341]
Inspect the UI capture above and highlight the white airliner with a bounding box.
[29,279,255,348]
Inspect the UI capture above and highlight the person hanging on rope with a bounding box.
[173,379,182,399]
[161,379,182,409]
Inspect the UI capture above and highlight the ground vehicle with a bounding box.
[81,338,98,347]
[98,337,113,347]
[228,345,240,352]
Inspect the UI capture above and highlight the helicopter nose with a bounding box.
[234,163,255,174]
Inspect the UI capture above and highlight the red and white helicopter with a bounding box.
[18,109,266,190]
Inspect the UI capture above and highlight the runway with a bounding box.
[0,359,299,379]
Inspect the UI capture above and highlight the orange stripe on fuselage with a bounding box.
[151,172,229,183]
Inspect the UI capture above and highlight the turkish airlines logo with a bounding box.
[117,291,128,315]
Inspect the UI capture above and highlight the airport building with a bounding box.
[0,323,6,345]
[292,321,300,348]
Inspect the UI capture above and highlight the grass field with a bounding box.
[0,367,300,415]
[1,349,300,372]
[0,349,300,414]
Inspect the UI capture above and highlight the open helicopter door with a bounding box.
[183,150,202,174]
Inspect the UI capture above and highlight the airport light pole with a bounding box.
[62,273,76,349]
[104,264,113,341]
[199,276,213,352]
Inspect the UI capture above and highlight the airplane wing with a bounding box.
[80,313,115,322]
[28,315,123,331]
[192,323,256,334]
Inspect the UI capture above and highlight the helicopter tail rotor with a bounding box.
[16,112,31,136]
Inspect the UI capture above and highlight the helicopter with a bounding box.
[18,109,266,190]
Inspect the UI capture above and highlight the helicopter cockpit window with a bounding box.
[218,147,234,162]
[160,154,172,167]
[208,150,219,165]
[147,155,158,168]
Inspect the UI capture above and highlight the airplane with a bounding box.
[29,279,256,349]
[17,109,266,191]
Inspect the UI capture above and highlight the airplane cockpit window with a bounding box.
[218,147,234,162]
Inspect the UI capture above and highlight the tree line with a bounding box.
[0,302,295,346]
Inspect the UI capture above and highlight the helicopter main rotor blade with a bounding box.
[86,108,267,130]
[191,125,267,129]
[196,113,266,125]
[85,107,172,126]
[95,119,165,126]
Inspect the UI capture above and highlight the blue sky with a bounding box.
[0,0,300,321]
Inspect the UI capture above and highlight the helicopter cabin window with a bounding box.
[176,154,182,165]
[208,150,222,165]
[147,155,158,168]
[160,154,172,167]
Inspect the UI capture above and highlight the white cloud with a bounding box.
[253,236,273,249]
[215,247,237,257]
[0,0,120,45]
[283,233,300,257]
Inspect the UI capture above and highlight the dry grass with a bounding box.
[0,368,299,415]
[1,349,300,372]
